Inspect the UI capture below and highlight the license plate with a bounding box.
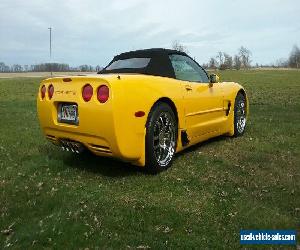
[58,103,78,125]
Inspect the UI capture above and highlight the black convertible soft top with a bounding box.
[98,48,189,79]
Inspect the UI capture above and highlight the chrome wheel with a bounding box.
[236,98,246,134]
[152,112,176,166]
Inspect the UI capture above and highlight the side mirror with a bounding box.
[209,74,219,86]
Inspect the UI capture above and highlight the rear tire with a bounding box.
[233,92,247,136]
[145,102,177,174]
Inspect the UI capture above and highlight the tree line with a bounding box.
[0,62,103,73]
[172,41,252,70]
[274,45,300,68]
[1,44,299,72]
[172,41,300,70]
[203,46,252,70]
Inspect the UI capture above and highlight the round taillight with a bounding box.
[41,85,46,99]
[48,84,54,99]
[97,85,109,103]
[82,84,93,102]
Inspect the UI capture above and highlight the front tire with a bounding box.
[233,92,247,136]
[145,102,177,173]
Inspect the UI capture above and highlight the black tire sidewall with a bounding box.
[234,93,247,136]
[145,102,177,173]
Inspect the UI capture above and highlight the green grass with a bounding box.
[0,70,299,249]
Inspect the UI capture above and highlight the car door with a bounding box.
[169,54,225,138]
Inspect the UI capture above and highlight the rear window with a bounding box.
[106,58,151,70]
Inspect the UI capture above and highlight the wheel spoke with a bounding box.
[236,99,246,133]
[153,112,176,166]
[156,120,161,132]
[159,116,164,130]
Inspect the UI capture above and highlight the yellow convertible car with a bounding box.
[37,48,248,173]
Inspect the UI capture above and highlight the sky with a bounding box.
[0,0,299,67]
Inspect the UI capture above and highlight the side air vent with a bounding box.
[226,102,231,116]
[181,130,190,147]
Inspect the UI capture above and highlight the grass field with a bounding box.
[0,70,299,249]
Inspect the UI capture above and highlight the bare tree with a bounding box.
[209,57,218,69]
[288,45,300,68]
[95,65,103,72]
[0,62,6,72]
[202,63,209,69]
[172,40,189,54]
[225,53,233,69]
[216,51,224,67]
[79,65,94,72]
[238,46,252,68]
[214,52,234,70]
[32,63,70,72]
[233,55,242,70]
[275,58,288,68]
[11,64,23,72]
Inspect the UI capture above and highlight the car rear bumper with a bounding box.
[43,127,113,155]
[37,100,146,167]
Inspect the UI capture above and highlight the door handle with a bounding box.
[185,85,192,91]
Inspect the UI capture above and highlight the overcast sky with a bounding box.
[0,0,299,66]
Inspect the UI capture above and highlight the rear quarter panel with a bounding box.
[110,74,185,165]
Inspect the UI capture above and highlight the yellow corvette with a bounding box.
[37,48,248,173]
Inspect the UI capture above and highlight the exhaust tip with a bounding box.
[59,139,84,154]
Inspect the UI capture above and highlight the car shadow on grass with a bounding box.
[175,135,230,157]
[62,150,145,177]
[39,143,144,177]
[40,135,233,177]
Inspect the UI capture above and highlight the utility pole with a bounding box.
[48,27,52,76]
